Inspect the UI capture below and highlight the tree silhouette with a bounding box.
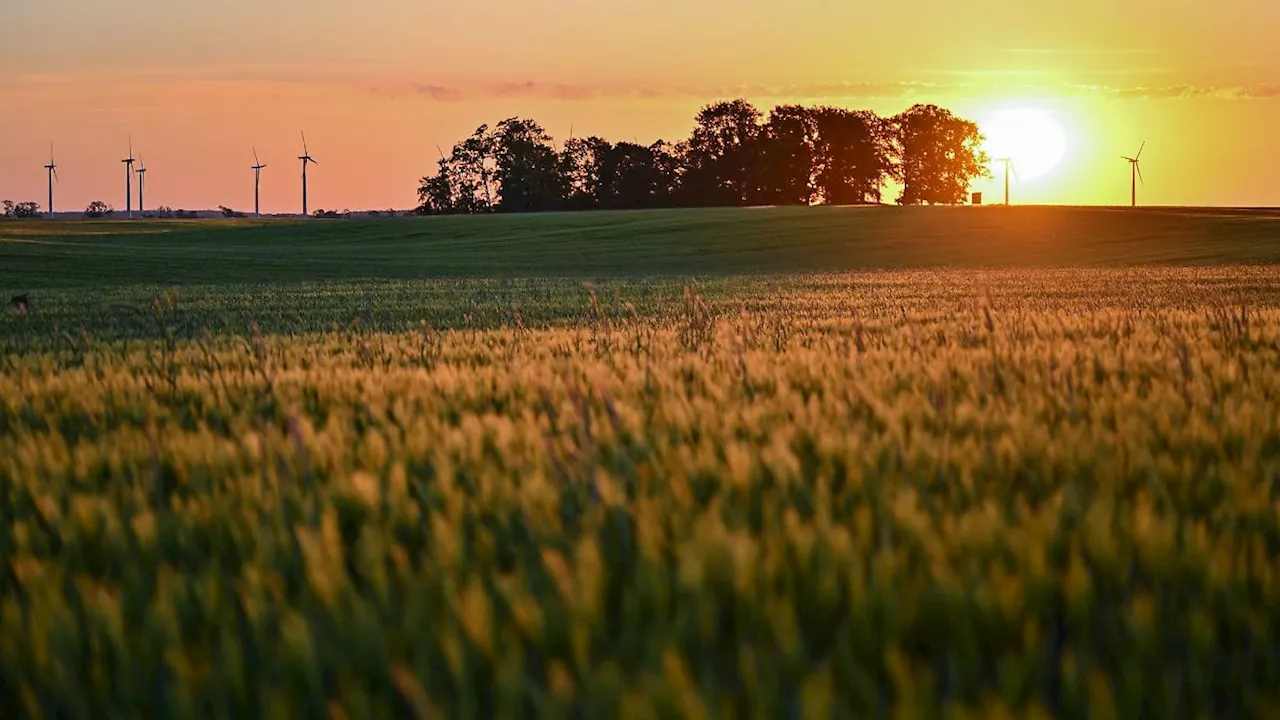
[417,125,499,214]
[3,200,41,218]
[599,141,679,209]
[418,99,990,214]
[563,136,613,210]
[84,201,113,218]
[812,107,894,205]
[492,118,567,213]
[893,104,989,205]
[680,99,767,207]
[761,105,818,206]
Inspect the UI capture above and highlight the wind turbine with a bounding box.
[1122,141,1145,208]
[993,157,1019,206]
[252,148,267,217]
[135,159,148,215]
[122,137,136,219]
[298,132,317,216]
[44,144,58,215]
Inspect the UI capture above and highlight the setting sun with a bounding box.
[982,107,1068,182]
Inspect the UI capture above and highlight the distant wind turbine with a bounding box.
[993,157,1019,206]
[122,136,136,219]
[135,159,148,215]
[44,144,58,215]
[252,148,267,217]
[1122,141,1146,208]
[299,132,318,216]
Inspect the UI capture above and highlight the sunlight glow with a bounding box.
[982,107,1068,182]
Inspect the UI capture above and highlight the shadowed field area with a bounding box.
[4,206,1280,290]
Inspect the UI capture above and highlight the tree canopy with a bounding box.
[417,100,988,215]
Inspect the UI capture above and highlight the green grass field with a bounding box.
[3,208,1280,718]
[4,206,1280,289]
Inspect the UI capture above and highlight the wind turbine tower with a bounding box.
[994,157,1019,206]
[298,132,318,217]
[122,137,136,219]
[44,144,58,215]
[252,148,267,217]
[135,159,148,215]
[1122,141,1146,208]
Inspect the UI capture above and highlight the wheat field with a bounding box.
[2,266,1279,718]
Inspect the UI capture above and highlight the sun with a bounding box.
[982,107,1067,182]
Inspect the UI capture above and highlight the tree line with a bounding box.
[416,101,990,215]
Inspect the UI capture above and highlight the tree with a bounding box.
[416,125,499,215]
[601,141,680,209]
[562,136,613,210]
[85,201,114,218]
[2,200,40,218]
[812,107,894,205]
[678,99,767,206]
[893,104,989,205]
[761,105,819,206]
[491,117,567,213]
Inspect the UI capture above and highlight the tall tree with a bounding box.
[812,107,894,205]
[761,105,819,206]
[893,104,989,205]
[416,125,498,215]
[562,136,613,210]
[492,118,567,213]
[679,99,766,206]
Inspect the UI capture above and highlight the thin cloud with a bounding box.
[12,71,1280,104]
[381,80,945,102]
[1003,47,1159,56]
[1093,84,1280,100]
[382,79,1280,102]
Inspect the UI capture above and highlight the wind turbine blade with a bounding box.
[53,168,59,182]
[254,147,260,165]
[1136,163,1145,186]
[1136,141,1145,161]
[301,131,309,156]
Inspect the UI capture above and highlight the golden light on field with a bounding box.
[981,107,1068,182]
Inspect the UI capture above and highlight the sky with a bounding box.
[2,0,1279,213]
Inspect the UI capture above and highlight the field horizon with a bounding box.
[5,206,1280,293]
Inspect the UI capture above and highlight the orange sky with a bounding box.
[3,0,1279,212]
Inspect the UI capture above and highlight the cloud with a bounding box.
[1002,47,1159,57]
[375,80,946,103]
[1089,84,1280,100]
[375,78,1280,103]
[12,69,1280,105]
